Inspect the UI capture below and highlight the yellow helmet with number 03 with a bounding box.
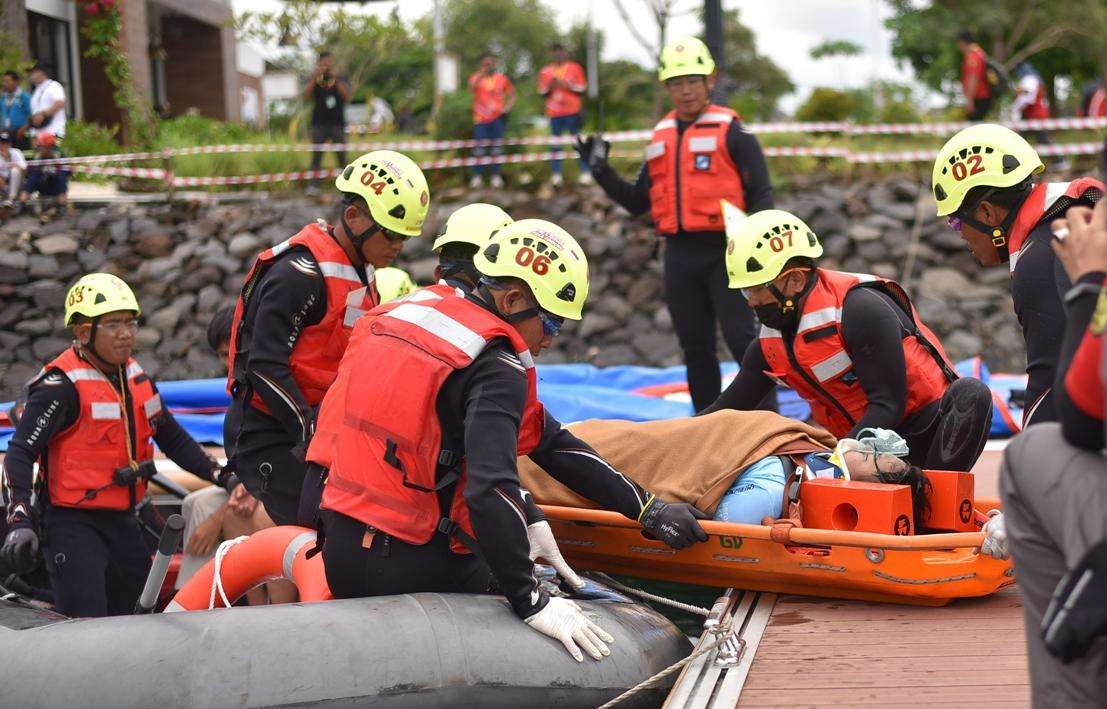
[335,150,430,236]
[723,204,823,289]
[64,273,141,326]
[432,203,514,253]
[473,219,589,320]
[658,36,716,82]
[931,124,1044,217]
[375,266,418,303]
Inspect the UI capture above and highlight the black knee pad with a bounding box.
[932,378,993,469]
[1042,536,1107,663]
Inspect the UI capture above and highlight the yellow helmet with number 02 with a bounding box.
[658,36,716,82]
[64,273,141,326]
[473,219,589,320]
[723,204,823,289]
[375,266,418,303]
[931,124,1044,217]
[335,150,430,236]
[432,203,514,253]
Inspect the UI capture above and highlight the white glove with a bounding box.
[524,596,614,662]
[527,521,585,590]
[981,510,1009,560]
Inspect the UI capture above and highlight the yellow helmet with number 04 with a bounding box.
[931,124,1044,217]
[658,36,716,82]
[432,203,514,253]
[335,150,430,236]
[723,204,823,289]
[473,219,589,320]
[64,273,141,326]
[375,266,418,303]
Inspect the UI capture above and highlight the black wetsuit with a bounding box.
[3,359,214,617]
[323,332,651,620]
[224,243,370,525]
[1055,272,1106,450]
[593,118,774,411]
[703,288,992,470]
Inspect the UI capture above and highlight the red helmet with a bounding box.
[36,132,57,149]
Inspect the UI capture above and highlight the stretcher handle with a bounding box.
[134,513,185,614]
[539,505,987,551]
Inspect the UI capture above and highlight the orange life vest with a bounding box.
[316,285,545,553]
[41,347,160,510]
[1008,178,1106,273]
[227,222,377,412]
[646,104,746,234]
[759,270,956,439]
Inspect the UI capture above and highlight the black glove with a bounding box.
[1042,536,1107,663]
[573,134,610,174]
[0,527,39,575]
[639,497,709,550]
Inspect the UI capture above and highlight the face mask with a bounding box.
[754,302,798,331]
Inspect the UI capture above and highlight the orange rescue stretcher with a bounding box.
[540,467,1014,607]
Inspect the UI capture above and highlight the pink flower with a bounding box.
[83,1,100,14]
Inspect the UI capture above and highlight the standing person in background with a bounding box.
[1010,62,1069,171]
[303,51,350,195]
[538,43,589,187]
[957,31,992,121]
[27,64,66,141]
[468,52,515,190]
[20,132,69,221]
[576,36,775,413]
[2,71,32,149]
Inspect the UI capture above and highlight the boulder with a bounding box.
[134,229,175,258]
[34,233,79,256]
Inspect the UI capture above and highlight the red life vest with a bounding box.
[646,104,746,235]
[1008,179,1106,273]
[316,285,545,553]
[227,222,377,412]
[41,347,160,510]
[758,270,956,439]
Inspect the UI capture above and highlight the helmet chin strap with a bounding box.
[338,211,381,266]
[477,279,538,325]
[767,269,816,313]
[78,317,113,371]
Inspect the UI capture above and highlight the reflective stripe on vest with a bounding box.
[317,285,545,553]
[1009,179,1107,272]
[758,269,953,438]
[227,222,378,409]
[43,348,158,510]
[646,104,747,234]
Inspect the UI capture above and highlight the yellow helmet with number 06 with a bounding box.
[473,219,589,320]
[931,124,1044,216]
[335,150,430,236]
[64,273,141,326]
[432,203,514,253]
[724,206,823,289]
[658,36,716,82]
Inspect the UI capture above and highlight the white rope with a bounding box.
[595,629,738,709]
[589,572,711,616]
[207,535,250,610]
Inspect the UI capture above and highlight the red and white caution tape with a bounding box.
[67,164,168,179]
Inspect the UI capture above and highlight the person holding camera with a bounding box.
[0,274,224,617]
[304,50,350,193]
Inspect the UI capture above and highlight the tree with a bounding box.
[809,40,863,61]
[885,0,1107,109]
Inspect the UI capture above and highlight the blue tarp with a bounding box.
[0,359,1025,450]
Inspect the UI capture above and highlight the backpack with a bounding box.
[984,56,1011,97]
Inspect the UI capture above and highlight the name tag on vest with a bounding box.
[645,142,666,161]
[91,402,122,420]
[688,136,718,153]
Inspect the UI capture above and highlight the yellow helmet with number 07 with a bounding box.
[473,219,589,320]
[723,205,823,289]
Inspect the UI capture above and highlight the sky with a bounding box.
[231,0,928,113]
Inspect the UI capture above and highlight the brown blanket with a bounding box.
[519,410,836,514]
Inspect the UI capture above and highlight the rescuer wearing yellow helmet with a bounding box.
[0,274,223,617]
[575,36,776,412]
[432,202,514,288]
[309,219,709,663]
[701,206,992,473]
[374,266,418,303]
[931,124,1105,425]
[224,150,430,525]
